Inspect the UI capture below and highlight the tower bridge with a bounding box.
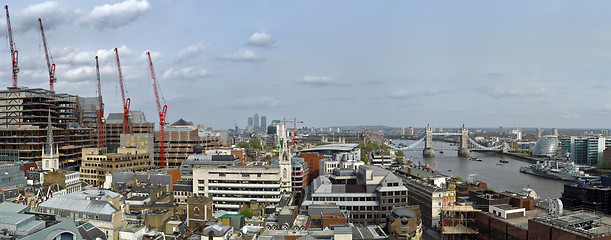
[390,124,511,157]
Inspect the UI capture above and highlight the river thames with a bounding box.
[393,139,565,199]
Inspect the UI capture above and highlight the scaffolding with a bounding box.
[441,180,480,239]
[0,88,95,169]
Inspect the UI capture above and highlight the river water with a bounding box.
[393,139,565,199]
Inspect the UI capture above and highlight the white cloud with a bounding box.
[247,32,276,47]
[175,42,209,62]
[489,87,547,98]
[161,67,210,80]
[82,0,151,30]
[296,76,334,86]
[52,46,131,65]
[388,90,410,99]
[218,49,264,62]
[15,2,80,33]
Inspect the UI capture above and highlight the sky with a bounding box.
[1,1,611,130]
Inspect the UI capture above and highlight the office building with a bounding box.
[105,111,154,153]
[248,117,253,128]
[302,165,408,224]
[396,166,453,230]
[192,165,283,214]
[80,147,153,186]
[254,113,260,131]
[179,153,240,181]
[261,116,267,131]
[561,136,611,165]
[291,157,309,193]
[155,120,223,168]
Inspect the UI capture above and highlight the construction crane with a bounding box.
[146,51,167,168]
[281,118,303,145]
[4,5,18,89]
[95,56,104,148]
[114,48,130,134]
[38,18,56,91]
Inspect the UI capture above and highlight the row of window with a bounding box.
[208,187,280,192]
[204,180,279,185]
[380,191,407,196]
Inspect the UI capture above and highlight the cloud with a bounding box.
[218,49,264,62]
[140,50,163,61]
[161,67,210,80]
[82,0,151,29]
[53,45,131,65]
[229,96,289,109]
[15,2,80,32]
[175,41,210,62]
[296,76,334,86]
[247,32,276,47]
[388,90,410,99]
[488,87,547,98]
[386,89,452,100]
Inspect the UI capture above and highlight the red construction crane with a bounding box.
[4,5,19,89]
[95,56,104,148]
[38,18,56,91]
[114,48,130,134]
[146,51,167,168]
[281,118,303,145]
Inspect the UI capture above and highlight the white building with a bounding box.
[192,165,282,214]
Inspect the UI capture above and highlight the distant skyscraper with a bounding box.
[248,117,253,127]
[499,126,503,135]
[261,116,267,130]
[552,128,559,136]
[401,127,405,135]
[254,113,260,131]
[408,127,414,135]
[536,128,542,140]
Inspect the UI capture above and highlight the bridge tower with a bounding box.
[458,124,470,157]
[423,124,434,157]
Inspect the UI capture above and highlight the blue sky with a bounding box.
[1,1,611,129]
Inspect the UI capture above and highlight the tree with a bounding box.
[238,208,254,218]
[360,149,369,164]
[237,139,262,149]
[249,139,262,149]
[396,151,405,157]
[237,141,249,149]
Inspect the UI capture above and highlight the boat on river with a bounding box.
[519,160,597,181]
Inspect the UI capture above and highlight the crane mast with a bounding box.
[4,5,18,89]
[146,52,167,168]
[281,118,304,145]
[38,18,56,91]
[95,56,104,148]
[114,48,130,134]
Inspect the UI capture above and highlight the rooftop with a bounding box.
[301,144,359,152]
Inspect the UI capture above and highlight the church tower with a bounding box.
[277,124,292,193]
[42,111,59,170]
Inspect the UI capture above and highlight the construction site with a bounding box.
[0,5,223,170]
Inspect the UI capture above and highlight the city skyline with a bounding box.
[1,1,611,129]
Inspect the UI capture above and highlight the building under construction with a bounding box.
[104,110,154,152]
[155,119,223,168]
[0,88,95,170]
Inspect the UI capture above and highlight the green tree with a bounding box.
[396,151,405,157]
[238,208,254,218]
[249,139,262,149]
[236,139,262,149]
[360,149,369,164]
[237,141,249,148]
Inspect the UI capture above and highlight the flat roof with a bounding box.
[301,144,359,152]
